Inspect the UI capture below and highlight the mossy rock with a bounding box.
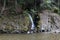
[0,14,30,33]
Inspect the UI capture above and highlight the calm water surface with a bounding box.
[0,33,60,40]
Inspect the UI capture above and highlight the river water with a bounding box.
[0,33,60,40]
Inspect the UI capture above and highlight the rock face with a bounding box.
[40,11,51,32]
[0,14,30,33]
[39,10,60,33]
[0,10,60,34]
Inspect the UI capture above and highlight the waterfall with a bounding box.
[28,14,35,30]
[27,13,35,34]
[23,10,35,33]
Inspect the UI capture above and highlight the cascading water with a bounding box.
[27,13,35,34]
[28,14,35,30]
[23,10,35,34]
